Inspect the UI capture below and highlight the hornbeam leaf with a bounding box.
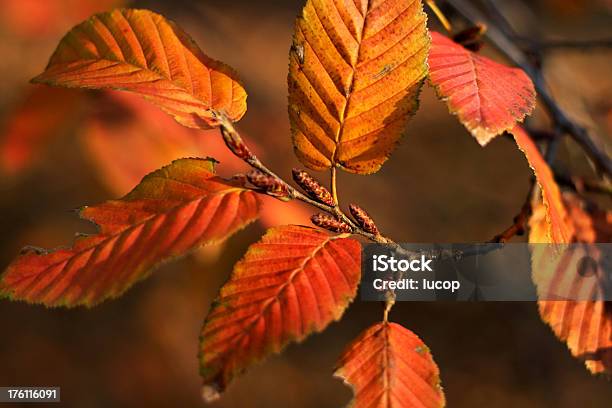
[199,225,361,401]
[0,158,259,307]
[512,126,573,243]
[32,8,247,129]
[530,194,612,375]
[288,0,430,174]
[429,32,536,146]
[335,321,445,408]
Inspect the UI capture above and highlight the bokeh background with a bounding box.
[1,0,611,406]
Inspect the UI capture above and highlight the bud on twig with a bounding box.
[311,213,352,234]
[221,125,255,161]
[348,204,379,235]
[292,169,335,206]
[247,170,290,200]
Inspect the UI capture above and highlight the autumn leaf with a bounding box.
[0,158,259,307]
[530,194,612,375]
[288,0,430,174]
[428,32,536,146]
[512,126,574,243]
[521,123,610,374]
[0,86,84,175]
[32,8,247,129]
[335,321,445,408]
[199,225,361,401]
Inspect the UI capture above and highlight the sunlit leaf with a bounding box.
[429,32,536,146]
[512,126,573,243]
[0,158,259,307]
[530,194,612,375]
[335,321,445,408]
[199,225,361,401]
[288,0,429,174]
[32,9,247,129]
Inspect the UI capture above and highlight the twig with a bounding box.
[490,179,535,243]
[555,173,612,196]
[215,113,392,245]
[523,38,612,52]
[444,0,612,178]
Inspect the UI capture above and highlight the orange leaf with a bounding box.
[530,194,612,375]
[0,158,259,307]
[335,321,445,408]
[288,0,430,174]
[199,225,361,401]
[32,9,247,129]
[512,126,573,244]
[428,32,536,146]
[0,86,84,175]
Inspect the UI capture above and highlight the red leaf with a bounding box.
[335,322,445,408]
[530,194,612,375]
[199,225,361,401]
[0,158,259,307]
[428,31,536,146]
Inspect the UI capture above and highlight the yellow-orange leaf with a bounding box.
[429,32,536,146]
[530,194,612,375]
[32,8,247,129]
[512,126,573,244]
[288,0,430,174]
[0,158,259,307]
[199,225,361,401]
[335,321,445,408]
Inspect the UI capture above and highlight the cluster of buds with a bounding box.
[348,204,379,235]
[292,169,335,206]
[246,170,290,201]
[311,214,352,234]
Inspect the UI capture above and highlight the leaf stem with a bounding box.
[331,166,339,206]
[426,0,453,34]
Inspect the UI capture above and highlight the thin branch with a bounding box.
[215,113,391,244]
[444,0,612,178]
[555,173,612,196]
[525,38,612,52]
[489,178,535,243]
[481,0,517,38]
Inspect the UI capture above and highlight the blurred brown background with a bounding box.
[0,0,611,406]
